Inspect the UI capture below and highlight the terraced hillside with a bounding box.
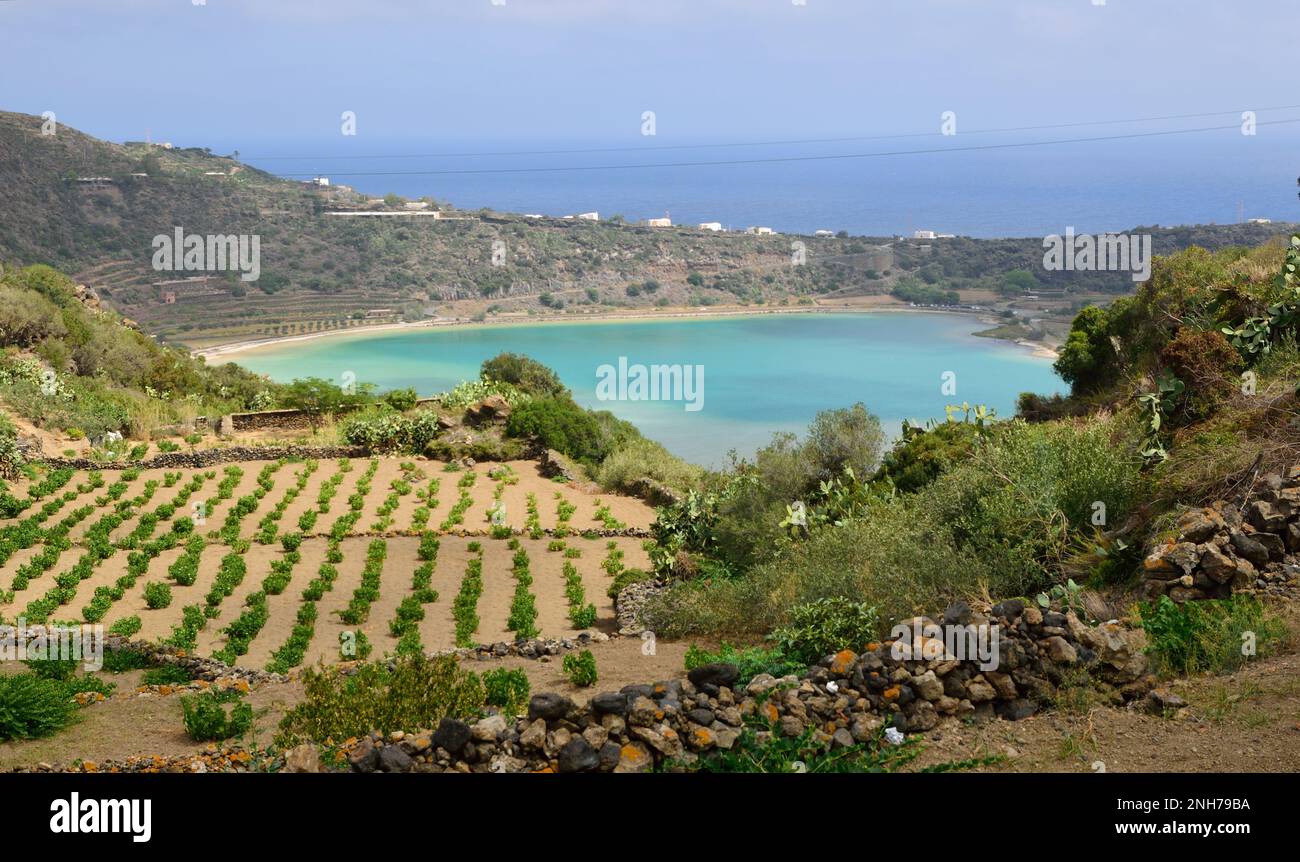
[0,457,656,670]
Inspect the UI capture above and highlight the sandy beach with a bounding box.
[195,303,1060,361]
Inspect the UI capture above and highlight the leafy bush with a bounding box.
[1054,304,1123,395]
[770,597,878,664]
[1138,595,1288,676]
[506,396,609,465]
[606,567,655,599]
[340,405,442,454]
[0,673,79,741]
[873,418,981,493]
[180,690,253,741]
[595,438,702,493]
[482,667,530,716]
[143,580,173,609]
[479,353,568,397]
[24,654,80,681]
[275,653,484,746]
[142,665,195,686]
[561,649,598,687]
[649,414,1146,640]
[0,411,23,478]
[684,642,804,687]
[108,615,142,638]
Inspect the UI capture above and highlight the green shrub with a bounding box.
[1138,595,1288,676]
[142,665,195,686]
[108,616,142,638]
[275,653,484,746]
[482,667,531,715]
[569,603,597,629]
[180,690,254,741]
[480,353,568,397]
[143,580,173,609]
[506,396,609,465]
[684,642,805,686]
[873,419,981,493]
[595,438,703,494]
[101,648,150,673]
[0,673,79,741]
[771,597,878,664]
[24,654,80,681]
[561,649,598,687]
[606,567,654,599]
[647,414,1146,640]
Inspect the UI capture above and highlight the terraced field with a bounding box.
[0,458,655,670]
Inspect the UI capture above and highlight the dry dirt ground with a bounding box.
[0,635,696,770]
[908,645,1300,773]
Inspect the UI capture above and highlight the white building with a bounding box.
[698,222,723,232]
[575,212,600,221]
[746,226,774,235]
[645,217,672,227]
[814,229,834,237]
[403,201,430,210]
[1247,218,1272,224]
[913,230,937,240]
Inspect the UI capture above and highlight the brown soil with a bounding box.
[0,636,692,771]
[908,648,1300,773]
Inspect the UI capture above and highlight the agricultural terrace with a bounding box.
[0,458,655,669]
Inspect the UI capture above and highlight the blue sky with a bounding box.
[0,0,1295,147]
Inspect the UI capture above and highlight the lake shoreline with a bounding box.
[195,304,1060,362]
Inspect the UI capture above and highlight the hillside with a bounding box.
[2,109,1295,349]
[2,234,1300,777]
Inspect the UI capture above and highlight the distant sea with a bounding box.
[231,313,1063,466]
[223,131,1300,237]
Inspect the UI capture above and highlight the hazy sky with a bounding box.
[1,0,1295,148]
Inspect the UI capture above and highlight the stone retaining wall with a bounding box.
[339,599,1152,773]
[1143,467,1300,602]
[39,445,371,471]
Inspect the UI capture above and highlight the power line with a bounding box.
[272,117,1300,179]
[242,104,1300,162]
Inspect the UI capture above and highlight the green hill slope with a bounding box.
[2,109,1296,349]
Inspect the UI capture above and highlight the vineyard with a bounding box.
[0,458,655,670]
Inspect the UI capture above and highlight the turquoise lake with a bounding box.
[227,313,1064,466]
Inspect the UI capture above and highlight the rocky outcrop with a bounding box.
[463,395,512,426]
[1143,468,1300,602]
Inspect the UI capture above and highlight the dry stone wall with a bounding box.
[1143,467,1300,602]
[339,599,1152,773]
